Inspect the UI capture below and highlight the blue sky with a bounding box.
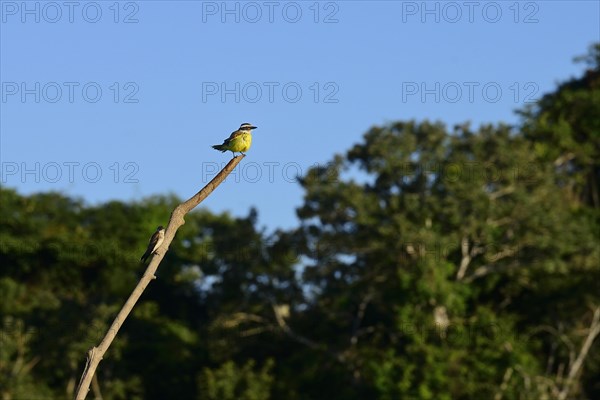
[1,1,598,231]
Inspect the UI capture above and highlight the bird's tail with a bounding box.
[140,251,151,263]
[212,145,227,152]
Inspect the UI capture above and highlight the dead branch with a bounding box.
[74,155,245,400]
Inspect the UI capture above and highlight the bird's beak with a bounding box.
[251,126,257,130]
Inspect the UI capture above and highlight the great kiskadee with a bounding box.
[141,226,165,263]
[212,123,258,157]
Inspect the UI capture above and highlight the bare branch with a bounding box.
[554,152,575,167]
[558,306,600,400]
[464,261,519,283]
[456,237,472,280]
[74,155,245,400]
[456,237,484,281]
[463,247,520,283]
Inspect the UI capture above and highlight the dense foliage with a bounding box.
[1,45,599,399]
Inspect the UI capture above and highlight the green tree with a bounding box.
[284,46,599,398]
[520,43,600,208]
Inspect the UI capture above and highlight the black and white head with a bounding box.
[157,225,164,231]
[239,123,258,131]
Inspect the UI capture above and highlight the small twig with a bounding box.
[74,156,244,400]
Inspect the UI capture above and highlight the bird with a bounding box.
[212,123,258,157]
[140,226,165,263]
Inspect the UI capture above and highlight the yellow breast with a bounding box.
[229,132,252,152]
